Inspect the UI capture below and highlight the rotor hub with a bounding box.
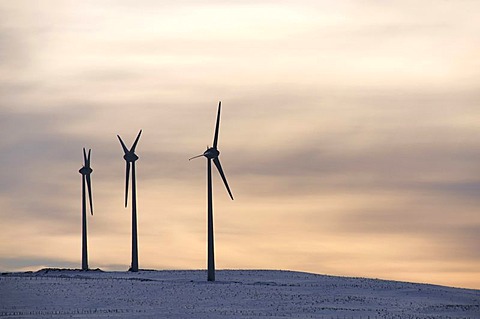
[203,148,220,159]
[124,153,139,162]
[79,166,93,175]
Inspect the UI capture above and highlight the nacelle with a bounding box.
[124,152,139,162]
[79,166,93,175]
[203,148,220,159]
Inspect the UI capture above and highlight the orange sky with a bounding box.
[0,1,479,289]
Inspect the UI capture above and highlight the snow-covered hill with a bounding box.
[1,269,478,318]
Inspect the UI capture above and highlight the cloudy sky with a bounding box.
[1,1,479,289]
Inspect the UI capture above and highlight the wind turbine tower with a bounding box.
[79,148,94,271]
[117,130,142,272]
[190,101,234,281]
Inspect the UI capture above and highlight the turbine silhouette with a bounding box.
[117,130,142,272]
[78,148,93,271]
[190,101,234,281]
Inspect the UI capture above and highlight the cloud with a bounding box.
[1,0,480,289]
[0,110,83,217]
[0,256,78,271]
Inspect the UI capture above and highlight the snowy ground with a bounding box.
[1,269,479,318]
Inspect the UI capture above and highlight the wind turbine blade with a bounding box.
[125,161,130,207]
[189,154,204,161]
[87,149,91,168]
[83,148,88,166]
[86,174,94,215]
[117,135,129,154]
[212,101,221,149]
[213,157,234,200]
[131,129,142,152]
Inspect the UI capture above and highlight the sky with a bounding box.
[1,0,479,289]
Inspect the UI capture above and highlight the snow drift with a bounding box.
[1,269,478,318]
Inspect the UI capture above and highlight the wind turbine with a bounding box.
[190,101,234,282]
[78,148,94,271]
[117,130,142,272]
